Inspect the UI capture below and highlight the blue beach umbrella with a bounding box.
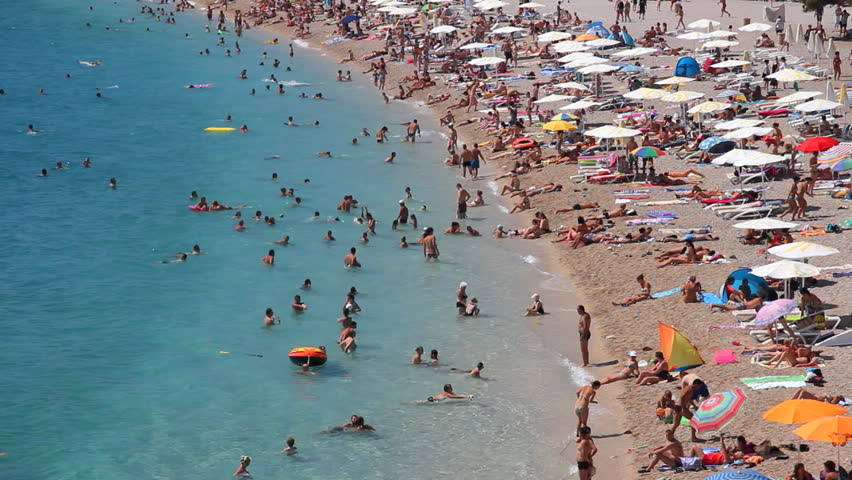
[340,14,360,23]
[703,469,772,480]
[699,136,736,153]
[619,65,644,73]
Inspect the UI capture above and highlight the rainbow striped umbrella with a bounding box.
[704,470,772,480]
[690,389,747,433]
[828,157,852,172]
[631,146,665,158]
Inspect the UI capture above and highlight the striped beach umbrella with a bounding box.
[817,142,852,164]
[827,157,852,172]
[631,146,665,158]
[690,389,747,433]
[704,469,773,480]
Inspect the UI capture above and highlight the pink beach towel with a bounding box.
[713,349,737,365]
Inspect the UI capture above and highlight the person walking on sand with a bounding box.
[834,51,842,80]
[674,2,685,30]
[576,426,598,480]
[719,0,731,17]
[574,381,600,437]
[578,305,592,367]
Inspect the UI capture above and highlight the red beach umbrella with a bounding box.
[797,136,840,153]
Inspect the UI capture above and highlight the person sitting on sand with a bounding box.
[635,351,669,385]
[599,351,640,385]
[525,293,545,316]
[509,190,531,213]
[787,463,816,480]
[612,274,652,306]
[640,429,684,473]
[682,276,701,303]
[710,285,763,312]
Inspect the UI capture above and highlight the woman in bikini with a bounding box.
[611,274,652,306]
[599,352,640,384]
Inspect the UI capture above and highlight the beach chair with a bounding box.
[815,327,852,347]
[723,205,777,220]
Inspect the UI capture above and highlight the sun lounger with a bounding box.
[723,205,778,220]
[815,328,852,347]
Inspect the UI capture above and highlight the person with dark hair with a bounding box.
[576,426,598,480]
[574,381,600,437]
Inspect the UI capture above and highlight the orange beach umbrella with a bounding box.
[793,416,852,446]
[763,399,846,425]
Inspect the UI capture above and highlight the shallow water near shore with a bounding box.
[1,2,590,478]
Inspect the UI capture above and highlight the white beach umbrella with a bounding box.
[491,26,524,34]
[537,31,573,42]
[661,90,704,103]
[476,0,509,9]
[711,149,769,165]
[623,87,667,100]
[775,91,822,104]
[468,57,505,66]
[553,81,592,91]
[386,7,416,14]
[687,101,730,114]
[577,64,620,74]
[430,25,457,34]
[460,42,495,50]
[688,19,721,30]
[553,41,592,53]
[739,22,772,32]
[715,118,764,130]
[768,241,840,260]
[610,47,658,58]
[585,125,642,138]
[733,152,785,167]
[795,99,843,112]
[722,126,773,139]
[707,30,738,38]
[560,100,603,110]
[711,60,751,68]
[567,56,609,68]
[677,31,711,41]
[518,1,545,7]
[534,94,572,104]
[826,38,835,59]
[751,261,821,280]
[795,24,803,43]
[702,40,739,49]
[586,38,621,48]
[733,218,800,230]
[814,36,826,59]
[767,69,817,82]
[656,76,697,85]
[557,52,595,63]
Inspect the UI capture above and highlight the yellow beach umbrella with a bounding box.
[542,120,578,131]
[622,87,666,100]
[661,90,705,103]
[840,83,849,106]
[656,76,697,86]
[687,101,730,114]
[767,69,817,82]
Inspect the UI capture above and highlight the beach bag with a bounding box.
[679,457,701,471]
[825,223,842,234]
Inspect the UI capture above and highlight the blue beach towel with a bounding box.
[701,292,725,305]
[651,287,681,299]
[646,211,677,219]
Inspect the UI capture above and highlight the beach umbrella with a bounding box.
[611,47,658,57]
[677,31,711,41]
[574,33,599,42]
[733,219,799,230]
[661,90,704,103]
[584,125,641,138]
[688,101,729,114]
[430,25,457,34]
[566,56,609,67]
[768,69,817,82]
[795,24,803,43]
[688,18,721,30]
[387,7,417,14]
[553,41,592,53]
[690,389,747,433]
[711,60,751,69]
[826,157,852,172]
[710,148,766,165]
[707,30,738,38]
[537,31,573,42]
[550,113,577,121]
[826,81,838,103]
[840,83,849,106]
[420,3,438,10]
[702,40,739,49]
[814,35,826,59]
[751,261,821,280]
[618,65,645,73]
[733,152,785,167]
[340,14,361,22]
[658,322,704,372]
[716,89,745,99]
[795,99,843,112]
[818,143,852,164]
[656,76,697,85]
[794,416,852,446]
[560,100,602,110]
[460,42,495,50]
[553,81,591,91]
[699,136,734,152]
[775,91,822,104]
[577,64,619,74]
[722,126,773,140]
[542,120,578,131]
[623,87,666,100]
[586,38,620,48]
[797,136,840,153]
[752,299,800,326]
[491,25,524,34]
[704,470,773,480]
[764,399,846,425]
[534,94,572,104]
[477,0,508,10]
[716,118,764,130]
[518,1,545,7]
[739,22,772,32]
[785,23,795,43]
[557,52,595,62]
[631,146,665,158]
[468,57,505,66]
[768,241,840,260]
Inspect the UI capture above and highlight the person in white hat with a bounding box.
[524,293,545,316]
[598,351,640,385]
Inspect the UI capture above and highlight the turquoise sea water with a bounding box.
[0,2,588,478]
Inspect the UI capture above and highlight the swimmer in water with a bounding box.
[286,116,298,126]
[429,349,439,364]
[108,177,116,188]
[316,151,332,157]
[261,249,275,265]
[263,308,280,326]
[189,244,206,255]
[400,236,408,248]
[324,230,335,241]
[37,168,48,177]
[404,186,413,199]
[360,232,369,244]
[291,295,307,311]
[235,220,246,230]
[452,362,484,377]
[361,128,370,136]
[412,346,424,364]
[301,278,312,289]
[82,157,92,168]
[233,455,251,477]
[156,253,188,264]
[53,161,65,170]
[351,138,358,145]
[428,384,471,401]
[239,124,248,133]
[384,152,396,163]
[344,247,362,268]
[273,235,290,246]
[278,437,298,455]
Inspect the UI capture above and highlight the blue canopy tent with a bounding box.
[674,56,700,77]
[720,268,776,302]
[586,23,610,37]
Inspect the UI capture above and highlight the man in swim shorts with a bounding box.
[456,183,470,219]
[459,144,473,178]
[641,429,684,473]
[405,119,420,142]
[576,426,598,480]
[574,381,600,437]
[577,305,592,367]
[344,247,362,268]
[396,200,409,224]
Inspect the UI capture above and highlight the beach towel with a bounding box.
[651,287,681,299]
[700,292,725,305]
[741,374,806,390]
[646,211,677,219]
[833,272,852,278]
[635,200,690,206]
[713,349,737,365]
[321,37,349,45]
[614,189,650,194]
[616,195,649,200]
[625,218,671,225]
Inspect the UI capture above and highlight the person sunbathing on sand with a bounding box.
[663,169,705,178]
[599,352,640,384]
[585,204,632,221]
[612,274,652,306]
[555,202,599,213]
[635,352,669,386]
[657,241,700,267]
[790,388,845,404]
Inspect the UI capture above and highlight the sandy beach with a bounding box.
[197,0,852,477]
